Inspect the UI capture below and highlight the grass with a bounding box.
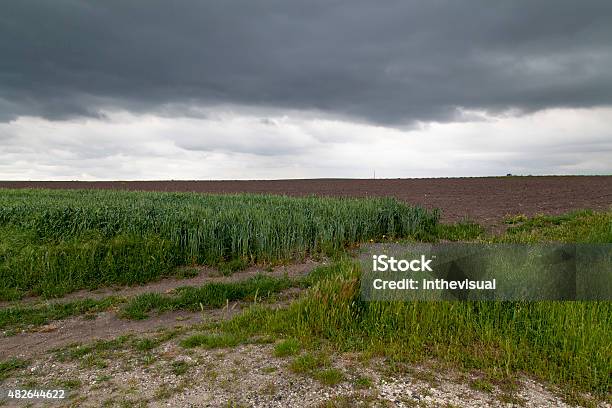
[0,188,439,299]
[52,330,186,365]
[0,357,28,380]
[495,209,611,243]
[52,378,82,390]
[0,297,120,331]
[354,376,373,388]
[132,338,159,352]
[289,352,328,373]
[470,378,494,393]
[432,209,611,244]
[222,270,611,397]
[274,338,301,357]
[287,352,345,386]
[170,360,190,375]
[435,220,485,241]
[215,210,612,398]
[0,263,336,332]
[314,368,345,386]
[180,333,241,349]
[54,335,133,362]
[121,274,296,319]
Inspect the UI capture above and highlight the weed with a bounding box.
[354,375,373,388]
[121,275,295,319]
[0,358,28,380]
[132,337,158,352]
[274,338,300,357]
[290,352,328,373]
[180,333,241,349]
[314,368,345,386]
[470,378,494,393]
[170,360,190,376]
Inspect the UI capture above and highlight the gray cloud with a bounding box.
[1,1,612,124]
[1,107,610,180]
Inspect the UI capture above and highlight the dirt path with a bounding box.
[0,261,319,360]
[0,260,319,309]
[2,176,610,224]
[0,309,202,360]
[0,290,302,361]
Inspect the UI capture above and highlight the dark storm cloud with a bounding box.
[1,0,612,124]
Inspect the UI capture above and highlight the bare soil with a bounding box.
[0,261,319,359]
[1,176,610,224]
[0,290,301,361]
[0,260,319,309]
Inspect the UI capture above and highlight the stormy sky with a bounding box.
[1,0,611,179]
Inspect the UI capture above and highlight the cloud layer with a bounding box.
[2,1,612,124]
[1,1,611,179]
[1,107,610,180]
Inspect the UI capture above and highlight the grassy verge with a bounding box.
[210,210,612,398]
[497,209,612,243]
[218,262,611,398]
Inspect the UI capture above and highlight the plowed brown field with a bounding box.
[1,176,610,224]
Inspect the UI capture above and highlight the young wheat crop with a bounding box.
[0,188,439,298]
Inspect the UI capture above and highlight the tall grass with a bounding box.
[219,212,612,397]
[0,189,438,298]
[496,210,612,243]
[222,260,612,397]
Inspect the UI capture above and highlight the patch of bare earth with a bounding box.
[1,342,606,408]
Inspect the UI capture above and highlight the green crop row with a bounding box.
[0,189,439,298]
